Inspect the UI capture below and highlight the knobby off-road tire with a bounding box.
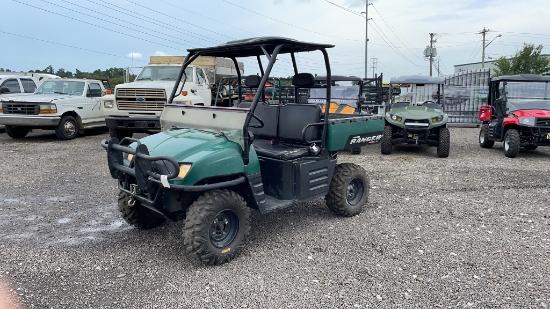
[5,125,29,139]
[524,145,538,151]
[380,125,393,155]
[479,124,494,148]
[351,147,362,155]
[55,115,79,140]
[325,163,369,217]
[437,127,450,158]
[118,191,166,229]
[503,129,520,158]
[184,189,251,265]
[109,128,133,141]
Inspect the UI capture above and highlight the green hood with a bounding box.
[138,128,258,185]
[389,105,444,120]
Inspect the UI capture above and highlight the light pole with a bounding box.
[482,31,502,68]
[364,0,369,79]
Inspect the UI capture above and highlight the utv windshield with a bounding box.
[35,80,85,95]
[136,66,193,82]
[504,81,550,111]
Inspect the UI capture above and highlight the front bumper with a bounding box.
[0,115,60,126]
[391,123,444,146]
[100,138,246,207]
[105,116,160,132]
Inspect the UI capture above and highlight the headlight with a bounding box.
[103,100,114,108]
[178,163,192,178]
[390,114,402,122]
[39,103,57,114]
[431,115,444,123]
[519,117,535,126]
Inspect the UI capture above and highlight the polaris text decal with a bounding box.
[346,133,383,147]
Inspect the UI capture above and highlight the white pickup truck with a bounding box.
[0,73,59,96]
[0,78,111,140]
[101,55,243,140]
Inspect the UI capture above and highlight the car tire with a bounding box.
[118,191,166,229]
[479,124,494,148]
[503,129,520,158]
[325,163,369,217]
[381,125,393,155]
[5,126,29,139]
[184,189,250,265]
[437,127,450,158]
[55,115,79,140]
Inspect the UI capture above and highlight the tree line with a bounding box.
[0,66,134,87]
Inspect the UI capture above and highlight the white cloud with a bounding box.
[127,52,143,60]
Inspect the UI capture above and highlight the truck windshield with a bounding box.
[35,80,85,95]
[505,81,550,111]
[136,66,193,81]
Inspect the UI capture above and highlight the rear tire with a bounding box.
[118,191,166,229]
[437,127,450,158]
[503,129,520,158]
[479,124,494,148]
[5,125,29,139]
[380,125,393,155]
[55,115,79,140]
[325,163,369,217]
[184,190,250,265]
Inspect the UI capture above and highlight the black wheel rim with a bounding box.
[347,178,364,206]
[210,210,239,248]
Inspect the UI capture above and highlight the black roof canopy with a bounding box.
[187,37,335,58]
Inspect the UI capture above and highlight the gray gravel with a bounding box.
[0,127,549,308]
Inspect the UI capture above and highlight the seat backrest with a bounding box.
[244,75,261,88]
[278,103,321,143]
[292,73,315,104]
[249,103,279,139]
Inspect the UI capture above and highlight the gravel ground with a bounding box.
[0,127,549,309]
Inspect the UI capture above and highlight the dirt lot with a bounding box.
[0,127,548,308]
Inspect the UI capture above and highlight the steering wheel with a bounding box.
[249,113,264,128]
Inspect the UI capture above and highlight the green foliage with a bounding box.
[493,44,550,76]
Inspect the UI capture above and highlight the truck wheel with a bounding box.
[524,145,538,151]
[184,189,250,265]
[479,124,494,148]
[380,125,393,155]
[325,163,369,217]
[437,127,450,158]
[503,129,520,158]
[351,147,362,154]
[109,128,133,141]
[5,126,29,139]
[118,191,166,229]
[55,115,79,140]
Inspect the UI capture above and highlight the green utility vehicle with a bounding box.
[381,75,450,157]
[101,37,384,265]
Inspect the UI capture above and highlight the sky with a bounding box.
[2,0,550,81]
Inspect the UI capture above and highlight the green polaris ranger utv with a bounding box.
[101,37,384,265]
[381,75,450,158]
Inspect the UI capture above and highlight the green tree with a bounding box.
[493,44,550,76]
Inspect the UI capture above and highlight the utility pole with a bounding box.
[364,0,369,79]
[429,33,435,76]
[371,57,377,78]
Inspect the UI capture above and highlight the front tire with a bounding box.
[184,190,250,265]
[118,191,166,229]
[437,127,450,158]
[479,124,494,148]
[503,129,520,158]
[55,115,79,140]
[5,125,29,139]
[325,163,369,217]
[380,125,393,155]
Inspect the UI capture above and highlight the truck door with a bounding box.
[84,82,105,125]
[195,67,212,105]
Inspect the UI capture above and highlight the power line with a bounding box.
[323,0,363,17]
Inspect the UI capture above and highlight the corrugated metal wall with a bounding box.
[444,68,490,124]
